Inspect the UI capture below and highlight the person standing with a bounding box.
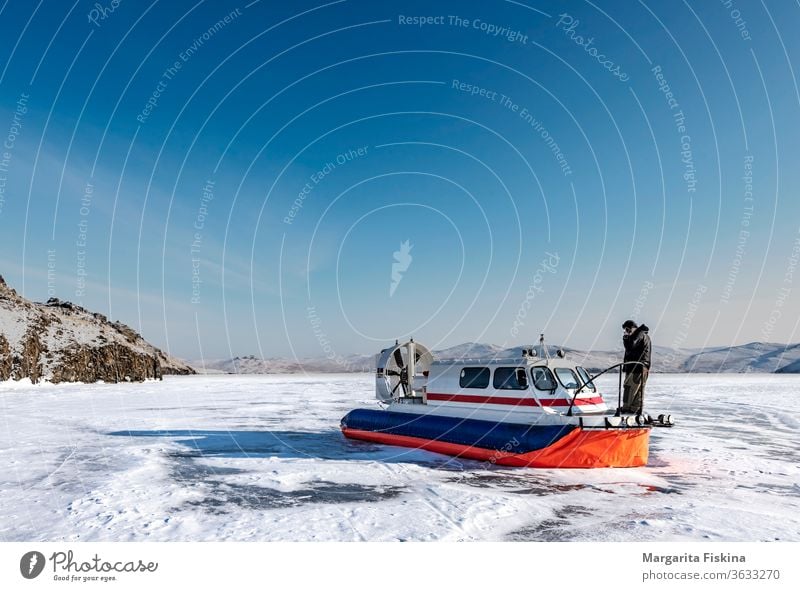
[621,320,651,415]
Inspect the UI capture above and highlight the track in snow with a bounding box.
[0,373,797,541]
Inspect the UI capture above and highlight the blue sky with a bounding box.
[0,0,799,360]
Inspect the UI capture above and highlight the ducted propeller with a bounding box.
[375,340,433,403]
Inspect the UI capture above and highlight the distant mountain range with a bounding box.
[7,262,796,383]
[0,275,194,383]
[192,340,800,375]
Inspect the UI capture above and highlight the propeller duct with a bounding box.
[375,340,433,403]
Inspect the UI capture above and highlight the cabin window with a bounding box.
[531,367,557,391]
[554,368,580,390]
[576,367,596,392]
[459,367,490,389]
[493,367,528,390]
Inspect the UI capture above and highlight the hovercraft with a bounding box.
[341,337,673,468]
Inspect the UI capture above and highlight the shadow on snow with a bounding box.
[106,428,467,469]
[106,429,418,512]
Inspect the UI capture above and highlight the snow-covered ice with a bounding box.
[0,373,797,541]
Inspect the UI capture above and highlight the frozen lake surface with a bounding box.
[0,373,798,541]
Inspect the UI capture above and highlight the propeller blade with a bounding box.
[391,381,402,395]
[393,347,405,368]
[385,369,401,376]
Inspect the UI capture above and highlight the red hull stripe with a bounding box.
[342,427,649,468]
[425,392,605,407]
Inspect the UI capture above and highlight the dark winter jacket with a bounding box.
[623,324,651,375]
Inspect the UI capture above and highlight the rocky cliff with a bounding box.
[0,275,194,383]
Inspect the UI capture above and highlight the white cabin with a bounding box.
[376,341,611,426]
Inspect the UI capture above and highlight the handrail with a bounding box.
[566,361,647,416]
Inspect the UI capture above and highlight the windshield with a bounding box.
[554,368,580,390]
[576,367,596,392]
[530,367,556,391]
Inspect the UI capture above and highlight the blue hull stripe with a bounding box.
[341,409,575,454]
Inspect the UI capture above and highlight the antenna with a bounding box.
[540,333,551,360]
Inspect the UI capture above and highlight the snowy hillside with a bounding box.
[776,358,800,373]
[0,274,193,383]
[434,341,508,359]
[680,342,800,373]
[194,353,376,374]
